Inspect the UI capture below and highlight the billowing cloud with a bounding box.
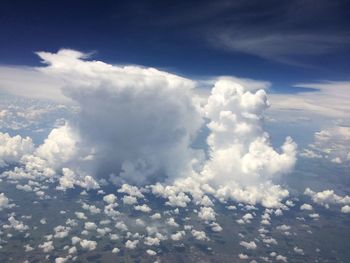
[0,49,297,208]
[202,78,296,185]
[35,124,78,169]
[35,49,204,185]
[167,77,296,208]
[0,132,34,167]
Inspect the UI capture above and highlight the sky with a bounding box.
[0,1,350,262]
[1,0,350,90]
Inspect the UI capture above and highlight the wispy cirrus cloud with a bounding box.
[269,81,350,119]
[199,0,350,65]
[211,31,350,65]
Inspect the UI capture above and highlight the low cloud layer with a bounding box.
[301,126,350,164]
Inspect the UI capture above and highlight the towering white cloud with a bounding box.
[152,77,296,207]
[36,49,203,185]
[201,78,296,185]
[170,78,297,207]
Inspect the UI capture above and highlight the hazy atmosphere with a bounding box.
[0,1,349,262]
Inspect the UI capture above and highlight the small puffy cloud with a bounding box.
[68,246,77,254]
[166,191,191,208]
[151,183,192,208]
[171,231,186,241]
[55,257,68,263]
[191,229,208,241]
[146,249,157,256]
[210,222,223,232]
[125,240,139,249]
[309,213,320,219]
[96,227,111,236]
[300,203,313,211]
[0,132,34,167]
[57,167,100,191]
[118,184,144,198]
[82,203,101,214]
[276,224,290,231]
[71,236,81,245]
[198,206,216,222]
[242,213,254,222]
[150,213,161,220]
[84,222,97,231]
[294,246,304,255]
[112,247,120,253]
[24,244,34,252]
[57,168,76,190]
[122,195,138,205]
[134,204,151,213]
[144,236,161,246]
[199,195,214,207]
[103,194,117,204]
[305,188,350,208]
[3,216,29,232]
[39,241,54,253]
[115,221,128,231]
[0,193,11,211]
[53,225,71,239]
[75,212,87,220]
[167,217,179,228]
[80,239,97,251]
[341,205,350,213]
[227,205,237,210]
[110,234,119,241]
[237,213,253,224]
[240,241,257,250]
[238,254,249,259]
[263,237,278,245]
[276,255,288,262]
[261,219,270,226]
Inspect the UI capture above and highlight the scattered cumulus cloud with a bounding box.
[301,126,350,164]
[305,188,350,208]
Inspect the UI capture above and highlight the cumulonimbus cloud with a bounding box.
[35,49,204,185]
[0,49,297,207]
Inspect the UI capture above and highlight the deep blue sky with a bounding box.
[1,0,350,91]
